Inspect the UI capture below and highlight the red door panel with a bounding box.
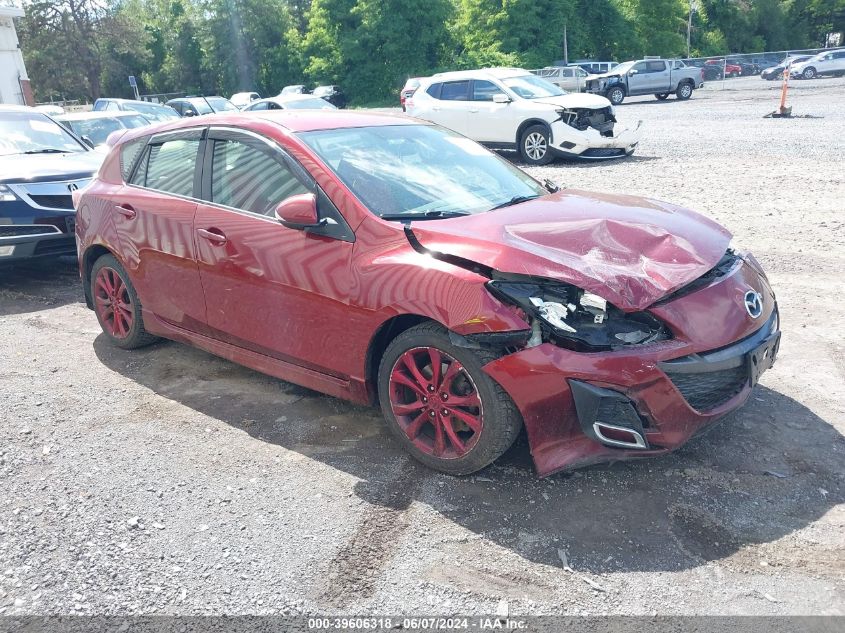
[111,184,206,332]
[193,204,355,376]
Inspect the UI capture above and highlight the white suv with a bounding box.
[405,67,641,165]
[790,49,845,79]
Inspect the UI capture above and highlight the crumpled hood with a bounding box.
[585,70,623,82]
[0,151,104,184]
[531,93,612,110]
[409,190,732,311]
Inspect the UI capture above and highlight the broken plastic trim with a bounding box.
[487,277,672,352]
[449,329,531,350]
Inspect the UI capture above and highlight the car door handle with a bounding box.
[469,109,479,113]
[197,227,227,245]
[432,106,441,111]
[114,204,136,219]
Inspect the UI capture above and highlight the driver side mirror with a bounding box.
[274,193,323,230]
[628,69,638,76]
[492,93,511,104]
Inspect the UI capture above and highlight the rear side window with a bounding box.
[209,138,308,215]
[439,80,470,101]
[133,138,200,197]
[426,82,442,99]
[119,138,146,182]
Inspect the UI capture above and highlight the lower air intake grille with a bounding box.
[581,147,626,158]
[665,365,748,412]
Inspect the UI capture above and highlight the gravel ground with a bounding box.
[1,76,843,617]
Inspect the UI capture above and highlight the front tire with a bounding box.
[606,86,625,105]
[90,254,158,349]
[802,67,816,79]
[676,82,693,100]
[518,124,554,165]
[377,323,523,475]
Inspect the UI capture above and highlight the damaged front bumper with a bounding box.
[479,256,780,477]
[483,309,779,477]
[549,119,643,160]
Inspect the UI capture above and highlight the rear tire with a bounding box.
[518,124,554,165]
[606,86,625,105]
[377,322,523,475]
[90,254,158,350]
[676,82,693,100]
[802,67,816,80]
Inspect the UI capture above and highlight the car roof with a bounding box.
[429,67,530,81]
[256,94,326,104]
[116,110,423,143]
[56,111,144,121]
[172,96,228,103]
[0,104,37,113]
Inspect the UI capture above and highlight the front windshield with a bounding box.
[613,61,636,74]
[501,74,565,99]
[0,111,86,156]
[283,98,336,110]
[124,102,179,122]
[65,117,123,146]
[299,124,548,219]
[207,97,239,112]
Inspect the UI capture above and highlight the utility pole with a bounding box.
[563,23,569,65]
[687,0,694,59]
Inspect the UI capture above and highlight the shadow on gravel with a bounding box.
[93,336,843,576]
[504,154,661,169]
[0,257,81,317]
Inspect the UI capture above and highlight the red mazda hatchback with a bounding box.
[74,111,780,476]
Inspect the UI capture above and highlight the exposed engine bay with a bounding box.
[558,107,616,137]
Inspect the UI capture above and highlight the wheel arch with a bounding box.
[81,243,119,309]
[515,118,552,146]
[365,313,436,405]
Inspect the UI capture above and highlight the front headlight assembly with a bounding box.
[487,279,671,352]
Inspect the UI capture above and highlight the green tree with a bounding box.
[616,0,687,57]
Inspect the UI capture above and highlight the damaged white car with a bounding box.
[405,67,642,165]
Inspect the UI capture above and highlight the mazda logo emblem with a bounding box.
[744,290,763,319]
[67,183,79,192]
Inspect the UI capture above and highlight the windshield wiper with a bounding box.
[22,148,73,154]
[379,210,471,221]
[489,194,541,210]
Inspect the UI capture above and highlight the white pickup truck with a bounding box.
[585,59,705,105]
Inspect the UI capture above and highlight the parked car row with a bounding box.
[276,84,347,108]
[789,48,845,79]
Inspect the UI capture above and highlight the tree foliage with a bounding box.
[16,0,844,105]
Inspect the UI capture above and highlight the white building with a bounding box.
[0,2,32,105]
